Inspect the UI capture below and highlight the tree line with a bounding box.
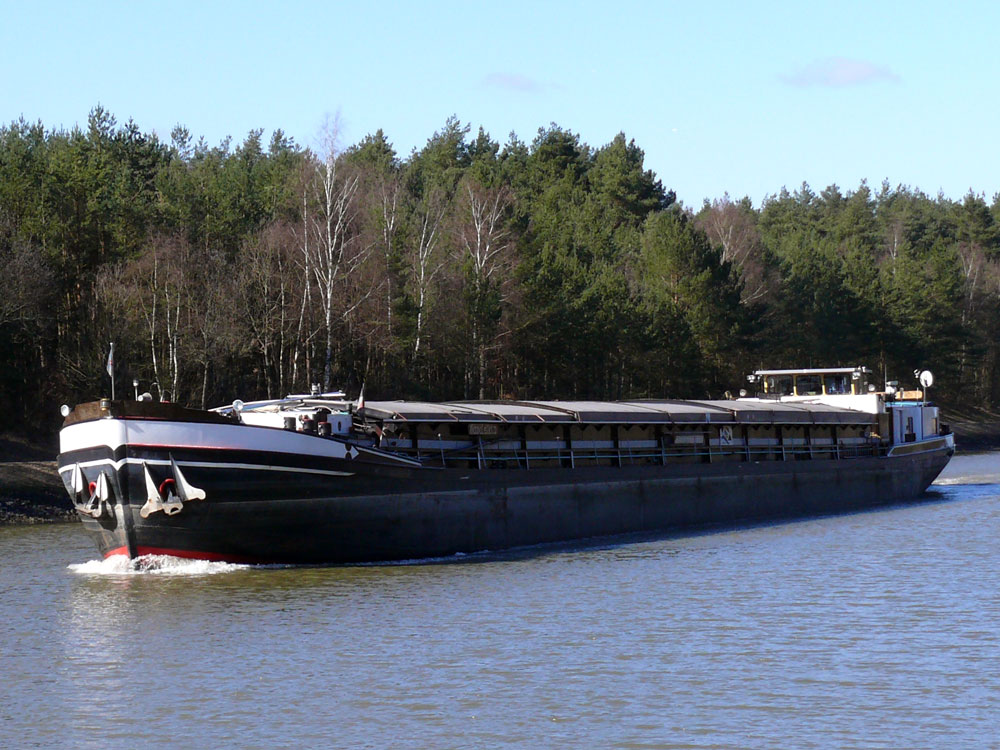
[2,106,999,436]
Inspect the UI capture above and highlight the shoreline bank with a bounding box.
[0,461,74,525]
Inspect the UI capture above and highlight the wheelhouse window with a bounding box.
[824,374,849,395]
[794,374,821,396]
[765,375,793,395]
[754,367,870,398]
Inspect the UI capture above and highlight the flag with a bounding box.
[106,343,115,378]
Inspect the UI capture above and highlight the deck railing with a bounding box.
[393,435,883,469]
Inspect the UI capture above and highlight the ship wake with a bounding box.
[68,553,249,576]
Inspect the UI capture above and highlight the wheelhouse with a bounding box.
[750,367,873,397]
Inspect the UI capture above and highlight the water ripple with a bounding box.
[1,452,998,749]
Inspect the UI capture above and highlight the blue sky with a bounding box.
[2,1,997,207]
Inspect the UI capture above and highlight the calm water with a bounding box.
[2,454,999,750]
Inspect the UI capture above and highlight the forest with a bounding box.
[2,107,999,438]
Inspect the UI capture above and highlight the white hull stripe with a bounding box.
[60,419,353,459]
[58,456,355,478]
[59,418,421,468]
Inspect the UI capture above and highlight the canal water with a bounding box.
[2,453,998,749]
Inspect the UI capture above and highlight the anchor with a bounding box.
[140,457,206,518]
[84,471,111,518]
[70,462,85,500]
[69,463,111,518]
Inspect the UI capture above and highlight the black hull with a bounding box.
[60,441,953,564]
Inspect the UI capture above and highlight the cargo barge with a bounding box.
[57,366,954,564]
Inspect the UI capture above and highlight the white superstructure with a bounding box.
[743,366,944,448]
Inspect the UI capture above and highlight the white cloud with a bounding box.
[483,72,542,92]
[782,57,900,87]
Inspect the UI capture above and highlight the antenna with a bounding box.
[106,342,115,401]
[918,370,934,406]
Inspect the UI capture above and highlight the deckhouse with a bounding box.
[744,366,944,450]
[748,366,873,398]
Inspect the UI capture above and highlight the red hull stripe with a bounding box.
[102,545,262,564]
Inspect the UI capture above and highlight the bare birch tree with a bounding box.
[291,180,314,391]
[379,174,400,340]
[457,179,514,398]
[238,223,301,398]
[696,196,768,305]
[409,188,447,358]
[0,239,52,329]
[303,121,377,390]
[101,235,188,401]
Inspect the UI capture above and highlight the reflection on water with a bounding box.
[1,452,999,749]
